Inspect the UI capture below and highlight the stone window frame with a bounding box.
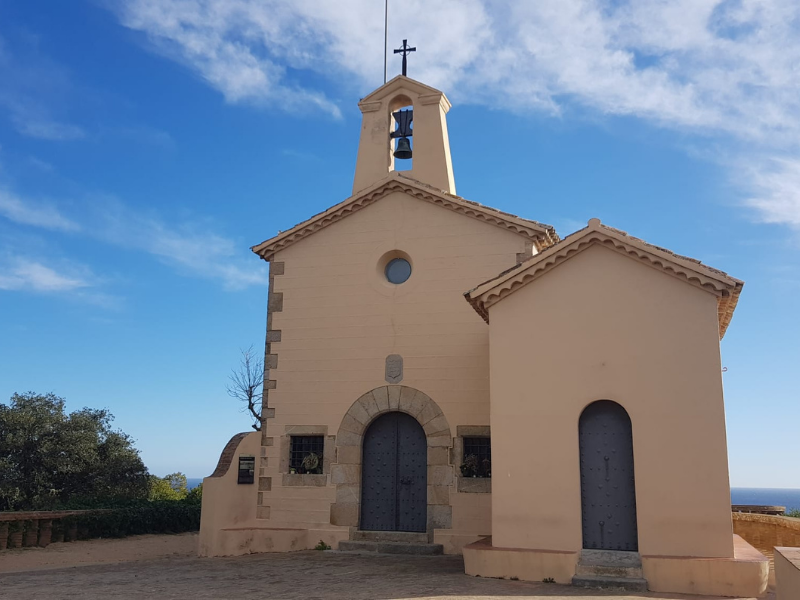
[280,425,334,487]
[453,426,492,494]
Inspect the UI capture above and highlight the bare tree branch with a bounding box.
[227,346,264,431]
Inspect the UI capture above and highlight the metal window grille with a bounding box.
[290,435,324,474]
[463,437,491,478]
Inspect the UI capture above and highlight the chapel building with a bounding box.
[199,75,768,596]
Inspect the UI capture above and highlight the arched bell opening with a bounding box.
[389,95,413,172]
[578,400,639,551]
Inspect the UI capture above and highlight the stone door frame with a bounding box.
[329,385,453,538]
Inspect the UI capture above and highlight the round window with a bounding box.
[385,258,412,284]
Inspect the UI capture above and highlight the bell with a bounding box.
[393,137,412,160]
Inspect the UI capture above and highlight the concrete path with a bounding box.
[0,535,775,600]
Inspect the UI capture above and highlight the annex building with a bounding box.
[199,75,769,596]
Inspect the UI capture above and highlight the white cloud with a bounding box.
[0,189,80,231]
[744,157,800,228]
[0,35,87,142]
[114,0,800,138]
[11,116,86,141]
[0,253,121,308]
[109,125,175,148]
[26,156,55,172]
[0,184,266,293]
[91,198,267,291]
[0,257,92,292]
[114,0,800,230]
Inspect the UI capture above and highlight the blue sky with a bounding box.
[0,1,798,487]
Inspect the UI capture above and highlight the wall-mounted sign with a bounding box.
[238,456,255,484]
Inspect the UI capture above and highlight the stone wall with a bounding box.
[0,510,105,550]
[733,512,800,551]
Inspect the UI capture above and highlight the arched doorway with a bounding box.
[579,400,639,551]
[361,411,427,532]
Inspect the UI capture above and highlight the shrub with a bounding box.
[72,502,201,538]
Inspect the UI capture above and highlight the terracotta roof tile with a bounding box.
[465,218,743,340]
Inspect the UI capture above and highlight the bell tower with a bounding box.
[352,75,456,195]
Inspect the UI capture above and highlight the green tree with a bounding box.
[185,483,202,505]
[148,473,189,501]
[0,392,149,510]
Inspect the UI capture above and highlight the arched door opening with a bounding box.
[361,411,426,532]
[579,400,639,551]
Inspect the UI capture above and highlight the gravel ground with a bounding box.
[0,534,775,600]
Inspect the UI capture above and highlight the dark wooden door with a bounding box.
[579,400,639,551]
[361,412,427,532]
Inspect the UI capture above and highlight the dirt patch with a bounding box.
[0,532,197,573]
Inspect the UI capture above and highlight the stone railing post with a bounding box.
[38,519,52,547]
[51,518,65,543]
[66,519,78,542]
[0,522,8,550]
[23,519,39,546]
[8,521,23,548]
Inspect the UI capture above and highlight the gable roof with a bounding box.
[465,218,744,340]
[251,171,559,260]
[359,75,448,106]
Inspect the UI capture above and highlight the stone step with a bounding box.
[579,549,642,568]
[572,575,648,592]
[575,563,644,579]
[338,540,443,555]
[351,530,428,544]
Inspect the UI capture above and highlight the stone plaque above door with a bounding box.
[385,354,403,384]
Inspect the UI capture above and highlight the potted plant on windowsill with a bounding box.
[460,454,479,478]
[301,452,321,475]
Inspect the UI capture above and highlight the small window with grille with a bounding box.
[461,437,491,478]
[289,435,324,474]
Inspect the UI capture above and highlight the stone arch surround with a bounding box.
[329,385,454,535]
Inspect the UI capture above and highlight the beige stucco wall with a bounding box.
[463,537,579,584]
[259,189,529,537]
[487,243,734,558]
[775,547,800,600]
[353,78,455,195]
[198,432,260,556]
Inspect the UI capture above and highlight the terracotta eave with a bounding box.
[251,172,559,261]
[465,218,743,340]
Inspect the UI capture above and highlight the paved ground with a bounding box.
[0,534,775,600]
